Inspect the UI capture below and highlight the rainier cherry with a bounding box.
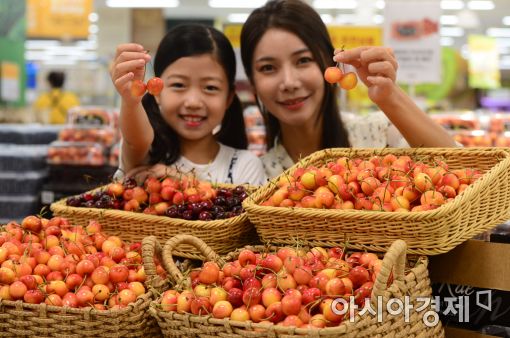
[324,66,343,84]
[131,79,146,97]
[147,77,164,95]
[340,72,358,90]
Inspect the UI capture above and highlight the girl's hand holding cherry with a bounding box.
[332,46,399,104]
[110,43,164,102]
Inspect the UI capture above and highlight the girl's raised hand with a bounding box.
[333,46,398,104]
[110,43,151,103]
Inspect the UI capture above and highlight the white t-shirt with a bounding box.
[172,144,267,186]
[117,143,267,186]
[261,111,408,179]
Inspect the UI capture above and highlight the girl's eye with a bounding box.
[205,85,219,92]
[170,82,184,89]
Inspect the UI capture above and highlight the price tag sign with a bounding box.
[383,1,441,84]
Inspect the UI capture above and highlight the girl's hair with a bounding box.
[142,23,247,165]
[240,0,350,149]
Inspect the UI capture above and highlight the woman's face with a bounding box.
[156,54,231,143]
[251,28,325,129]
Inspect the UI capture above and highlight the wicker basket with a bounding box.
[148,234,444,338]
[243,147,510,255]
[0,238,165,338]
[50,185,258,260]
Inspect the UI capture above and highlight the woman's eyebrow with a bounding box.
[255,47,311,63]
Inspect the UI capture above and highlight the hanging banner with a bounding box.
[327,26,382,50]
[0,62,20,102]
[26,0,93,39]
[467,35,500,89]
[383,1,441,84]
[223,24,242,49]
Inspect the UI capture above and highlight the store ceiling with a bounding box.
[93,0,510,65]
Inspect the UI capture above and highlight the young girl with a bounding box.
[110,24,267,186]
[240,0,456,179]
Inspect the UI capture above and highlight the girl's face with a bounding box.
[251,28,325,129]
[156,54,232,143]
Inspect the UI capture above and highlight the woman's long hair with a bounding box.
[240,0,350,149]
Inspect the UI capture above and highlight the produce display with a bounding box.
[68,106,114,127]
[158,244,383,327]
[58,127,118,147]
[261,154,481,212]
[66,176,249,221]
[0,215,165,309]
[47,141,106,166]
[431,111,510,147]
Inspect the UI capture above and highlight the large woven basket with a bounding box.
[50,185,258,260]
[0,237,165,338]
[243,147,510,255]
[148,234,444,338]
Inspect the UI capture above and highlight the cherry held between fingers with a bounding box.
[131,79,147,97]
[147,77,164,96]
[324,67,343,84]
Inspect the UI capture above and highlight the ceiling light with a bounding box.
[441,15,459,25]
[441,37,455,46]
[467,0,494,10]
[106,0,179,8]
[440,27,465,37]
[25,40,60,49]
[227,13,249,23]
[373,15,384,24]
[503,16,510,26]
[209,0,266,8]
[495,38,510,47]
[440,0,464,10]
[313,0,358,9]
[457,9,480,28]
[487,28,510,37]
[88,24,99,34]
[375,0,385,9]
[334,14,357,24]
[320,14,333,24]
[88,13,98,22]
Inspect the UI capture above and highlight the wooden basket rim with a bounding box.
[51,198,248,230]
[0,290,153,316]
[150,240,433,336]
[243,147,510,221]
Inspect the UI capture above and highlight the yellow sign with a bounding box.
[327,26,382,50]
[27,0,93,39]
[223,24,243,49]
[468,35,500,89]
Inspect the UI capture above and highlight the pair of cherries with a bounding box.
[324,65,358,90]
[131,77,164,97]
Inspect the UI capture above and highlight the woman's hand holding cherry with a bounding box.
[333,46,399,104]
[324,47,358,91]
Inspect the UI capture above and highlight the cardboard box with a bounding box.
[429,240,510,338]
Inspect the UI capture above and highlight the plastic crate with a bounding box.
[0,170,48,195]
[0,124,61,144]
[0,145,48,171]
[0,195,41,221]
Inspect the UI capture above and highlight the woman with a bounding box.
[240,0,456,178]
